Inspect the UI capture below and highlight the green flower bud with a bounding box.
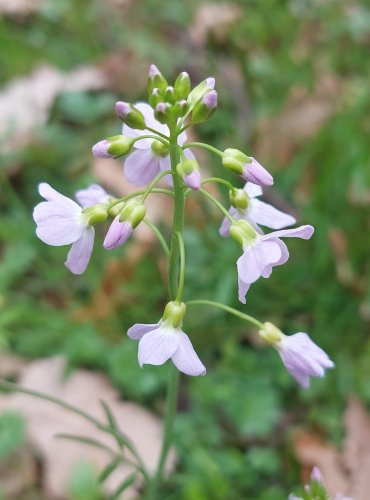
[154,102,172,124]
[106,135,134,157]
[149,88,163,108]
[187,77,215,106]
[164,86,178,103]
[258,322,283,346]
[147,64,168,94]
[229,188,249,210]
[174,71,191,99]
[191,90,218,124]
[151,140,169,157]
[162,301,187,329]
[229,219,257,246]
[119,199,146,228]
[222,148,251,175]
[108,201,126,218]
[115,102,147,130]
[172,99,189,118]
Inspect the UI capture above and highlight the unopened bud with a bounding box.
[174,72,191,99]
[108,201,126,217]
[191,90,218,123]
[162,301,186,329]
[229,188,249,210]
[172,100,189,118]
[151,140,169,157]
[187,77,215,106]
[119,199,146,228]
[177,159,201,190]
[115,102,146,130]
[92,135,133,158]
[147,64,168,94]
[164,86,178,103]
[222,149,273,186]
[154,102,172,124]
[149,88,163,108]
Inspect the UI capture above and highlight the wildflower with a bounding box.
[33,183,109,274]
[92,135,134,159]
[222,148,273,186]
[259,323,334,388]
[220,182,296,237]
[121,102,195,186]
[230,223,314,303]
[128,302,206,376]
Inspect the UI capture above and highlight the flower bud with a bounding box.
[176,159,201,190]
[162,301,186,329]
[164,86,178,103]
[149,88,164,108]
[115,102,147,130]
[151,140,169,157]
[119,199,146,228]
[187,77,215,106]
[191,90,218,124]
[104,199,146,250]
[229,219,257,246]
[174,72,191,99]
[222,149,273,186]
[92,135,134,159]
[82,203,109,225]
[108,201,126,218]
[154,102,172,124]
[229,188,249,210]
[147,64,168,94]
[172,99,189,118]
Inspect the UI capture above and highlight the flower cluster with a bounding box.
[33,64,334,386]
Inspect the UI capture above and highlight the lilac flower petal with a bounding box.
[138,327,180,367]
[219,207,239,237]
[244,182,263,199]
[124,149,161,186]
[183,147,196,161]
[242,158,273,186]
[264,225,314,241]
[92,140,111,158]
[171,331,206,376]
[178,129,189,147]
[238,275,251,304]
[123,103,169,148]
[249,199,296,229]
[103,217,132,250]
[38,183,79,207]
[184,171,201,190]
[75,184,109,209]
[65,226,95,274]
[33,201,84,246]
[272,238,289,266]
[159,156,173,187]
[127,322,160,340]
[311,467,324,484]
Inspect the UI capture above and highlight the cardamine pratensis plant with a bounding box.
[30,65,335,497]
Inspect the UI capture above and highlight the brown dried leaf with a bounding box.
[0,65,108,152]
[0,0,44,16]
[0,357,175,499]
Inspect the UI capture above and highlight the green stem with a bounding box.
[198,188,235,222]
[131,134,169,147]
[202,177,234,190]
[145,127,169,140]
[0,379,149,481]
[186,300,263,329]
[182,142,223,157]
[175,231,185,302]
[142,170,172,200]
[145,128,184,499]
[107,188,173,210]
[143,220,170,257]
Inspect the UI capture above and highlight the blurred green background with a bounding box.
[0,0,369,498]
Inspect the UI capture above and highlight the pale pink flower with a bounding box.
[103,217,132,250]
[122,102,195,186]
[220,183,296,237]
[237,225,314,303]
[128,321,206,376]
[33,183,108,274]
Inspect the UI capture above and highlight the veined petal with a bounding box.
[75,184,109,208]
[65,226,95,274]
[249,199,296,229]
[124,149,161,186]
[138,326,180,367]
[263,225,314,241]
[127,322,160,340]
[171,331,206,376]
[33,201,84,246]
[38,183,81,210]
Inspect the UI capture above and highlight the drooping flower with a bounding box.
[127,302,206,376]
[33,183,108,274]
[259,323,334,389]
[103,199,146,250]
[120,102,195,186]
[220,182,296,237]
[231,223,314,303]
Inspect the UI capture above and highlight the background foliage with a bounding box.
[0,0,369,498]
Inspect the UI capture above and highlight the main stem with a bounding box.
[146,130,183,498]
